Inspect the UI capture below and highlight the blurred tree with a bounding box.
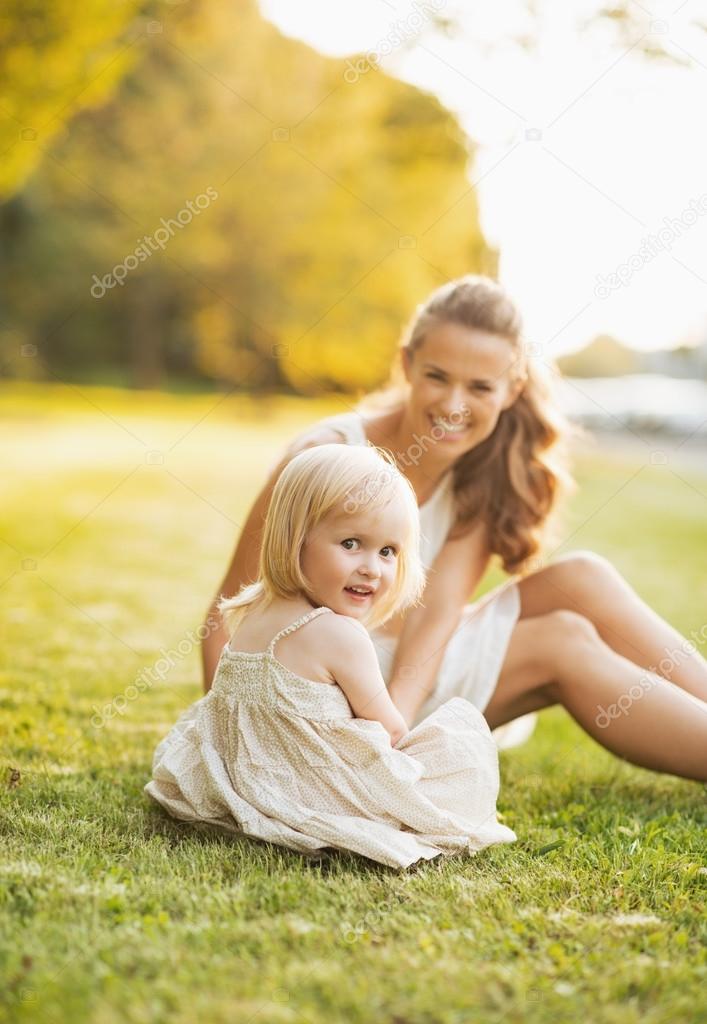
[440,0,703,67]
[0,0,147,200]
[0,0,495,392]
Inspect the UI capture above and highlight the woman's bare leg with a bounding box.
[484,610,707,781]
[516,552,707,702]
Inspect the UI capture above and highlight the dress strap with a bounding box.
[267,607,333,654]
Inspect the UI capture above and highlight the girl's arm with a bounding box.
[326,617,409,746]
[386,521,492,726]
[200,426,346,691]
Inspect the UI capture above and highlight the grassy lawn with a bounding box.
[1,382,706,1024]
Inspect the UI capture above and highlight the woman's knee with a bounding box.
[519,550,626,622]
[515,609,599,681]
[554,550,622,593]
[549,552,618,606]
[544,609,601,673]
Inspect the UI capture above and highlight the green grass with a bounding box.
[1,382,706,1024]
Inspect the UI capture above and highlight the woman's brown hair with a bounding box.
[359,274,573,574]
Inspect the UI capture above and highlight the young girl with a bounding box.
[145,443,517,869]
[202,275,707,781]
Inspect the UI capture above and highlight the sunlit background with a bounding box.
[263,0,707,355]
[3,0,707,432]
[3,7,707,1019]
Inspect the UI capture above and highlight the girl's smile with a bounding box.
[300,500,408,621]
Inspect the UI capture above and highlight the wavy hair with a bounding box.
[218,443,426,635]
[359,275,574,573]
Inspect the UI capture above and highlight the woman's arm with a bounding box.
[200,426,346,691]
[386,521,491,725]
[200,472,276,690]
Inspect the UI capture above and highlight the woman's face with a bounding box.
[401,321,523,460]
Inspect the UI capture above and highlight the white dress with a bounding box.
[145,607,517,870]
[305,412,537,749]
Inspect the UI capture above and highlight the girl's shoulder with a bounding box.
[229,604,366,652]
[317,610,370,642]
[314,613,382,684]
[279,609,373,667]
[274,606,370,648]
[313,613,376,670]
[229,606,371,686]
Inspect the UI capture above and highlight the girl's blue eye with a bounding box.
[380,546,397,558]
[341,538,358,550]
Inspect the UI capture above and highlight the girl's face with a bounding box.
[300,496,408,619]
[402,321,524,460]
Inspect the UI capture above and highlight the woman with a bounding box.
[201,275,707,782]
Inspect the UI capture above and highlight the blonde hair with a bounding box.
[359,274,573,573]
[218,443,426,634]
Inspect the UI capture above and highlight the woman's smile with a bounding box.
[399,321,523,463]
[427,412,472,441]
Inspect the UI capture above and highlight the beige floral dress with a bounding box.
[145,607,516,869]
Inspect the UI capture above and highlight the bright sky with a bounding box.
[260,0,707,355]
